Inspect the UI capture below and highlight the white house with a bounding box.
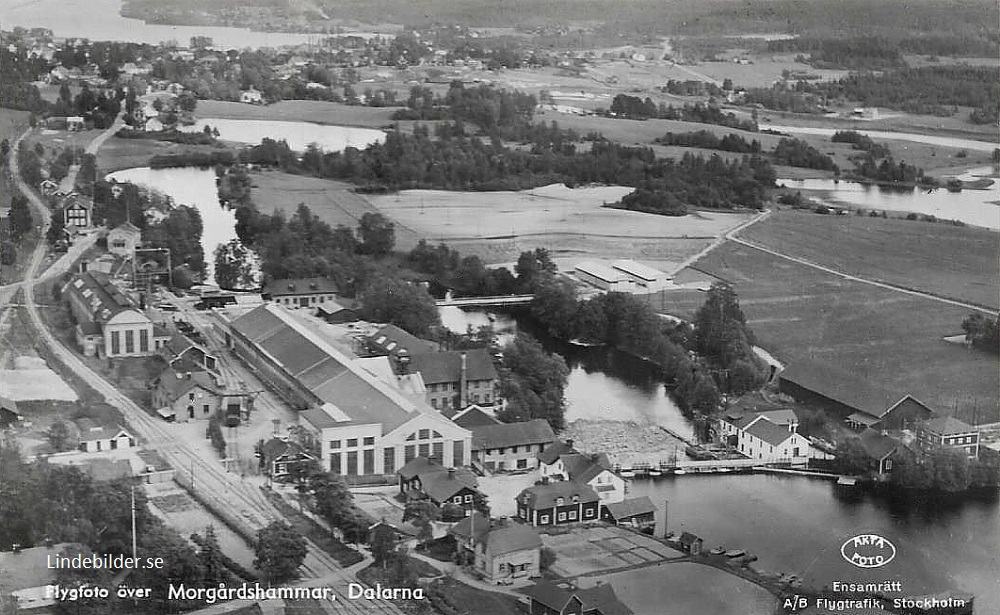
[107,222,142,258]
[227,303,473,477]
[729,416,815,461]
[240,88,264,104]
[574,261,633,292]
[537,440,625,507]
[611,259,670,292]
[75,419,135,453]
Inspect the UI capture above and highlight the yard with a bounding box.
[540,525,681,578]
[369,184,753,268]
[661,241,1000,424]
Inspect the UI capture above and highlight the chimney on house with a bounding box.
[396,348,410,375]
[447,467,456,480]
[459,352,468,408]
[309,282,318,290]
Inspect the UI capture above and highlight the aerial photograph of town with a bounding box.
[0,0,996,614]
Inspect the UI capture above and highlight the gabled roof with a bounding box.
[745,417,795,447]
[0,395,18,412]
[367,324,438,358]
[109,221,141,236]
[397,456,479,504]
[921,416,976,436]
[679,531,702,546]
[63,271,144,325]
[859,429,898,461]
[261,437,311,462]
[604,496,656,521]
[484,523,542,556]
[449,512,491,542]
[611,259,665,281]
[263,277,338,297]
[524,582,633,615]
[779,357,910,419]
[575,261,627,283]
[409,348,497,384]
[451,405,499,428]
[231,305,421,430]
[472,419,555,451]
[155,368,220,401]
[537,440,578,465]
[517,480,599,510]
[561,453,612,483]
[74,418,131,442]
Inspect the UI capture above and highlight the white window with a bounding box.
[568,510,577,520]
[584,508,594,518]
[540,515,549,524]
[557,512,566,522]
[464,494,473,503]
[453,496,462,504]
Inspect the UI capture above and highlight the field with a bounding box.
[195,100,400,129]
[95,136,227,173]
[368,183,754,268]
[739,209,1000,308]
[660,242,1000,424]
[249,169,422,248]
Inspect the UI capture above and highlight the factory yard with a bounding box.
[562,420,688,469]
[369,184,754,268]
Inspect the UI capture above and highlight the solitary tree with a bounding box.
[357,212,395,256]
[46,421,71,452]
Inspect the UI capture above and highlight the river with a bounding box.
[442,307,1000,609]
[0,0,389,47]
[777,165,1000,229]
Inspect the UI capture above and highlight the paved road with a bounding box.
[12,123,403,615]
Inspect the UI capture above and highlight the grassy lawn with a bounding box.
[260,488,365,568]
[739,209,1000,308]
[96,135,232,173]
[195,100,400,129]
[665,241,999,424]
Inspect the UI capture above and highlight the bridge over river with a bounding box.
[435,294,535,308]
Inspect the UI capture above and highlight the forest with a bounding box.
[606,95,758,131]
[654,130,761,154]
[766,34,998,70]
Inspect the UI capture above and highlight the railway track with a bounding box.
[13,138,404,615]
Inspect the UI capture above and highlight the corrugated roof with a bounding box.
[231,305,419,430]
[604,496,656,521]
[472,419,554,451]
[409,348,497,385]
[517,480,599,510]
[745,417,794,447]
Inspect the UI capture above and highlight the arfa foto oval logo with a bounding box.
[841,534,896,569]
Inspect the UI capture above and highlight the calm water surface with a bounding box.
[181,119,386,153]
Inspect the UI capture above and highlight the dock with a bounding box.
[615,456,818,477]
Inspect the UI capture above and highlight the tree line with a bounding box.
[655,130,761,154]
[392,82,538,138]
[767,34,998,69]
[606,95,758,132]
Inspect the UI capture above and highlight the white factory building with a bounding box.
[611,260,670,291]
[574,261,634,292]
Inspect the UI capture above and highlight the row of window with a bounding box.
[536,507,595,524]
[485,443,541,456]
[451,494,474,504]
[109,328,150,355]
[275,294,334,305]
[330,437,376,450]
[942,435,977,445]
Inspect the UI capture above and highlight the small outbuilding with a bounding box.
[678,531,703,555]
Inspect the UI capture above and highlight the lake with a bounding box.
[630,475,1000,609]
[106,166,233,285]
[0,0,389,47]
[181,119,386,153]
[443,307,999,609]
[777,166,1000,229]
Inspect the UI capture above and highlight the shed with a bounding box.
[678,531,703,555]
[604,496,656,526]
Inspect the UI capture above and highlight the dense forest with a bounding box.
[391,83,538,139]
[831,130,892,159]
[606,95,758,131]
[771,138,839,173]
[745,66,1000,123]
[767,34,999,70]
[654,130,761,154]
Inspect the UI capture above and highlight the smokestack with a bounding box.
[448,467,456,480]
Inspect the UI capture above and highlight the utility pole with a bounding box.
[130,485,138,559]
